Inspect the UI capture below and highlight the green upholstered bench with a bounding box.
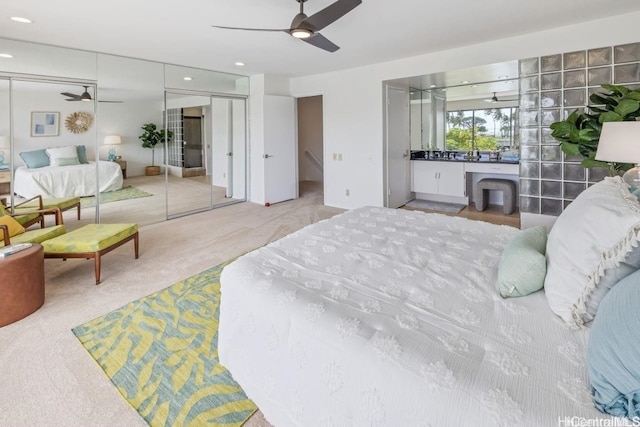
[15,196,81,222]
[42,223,139,285]
[1,225,66,247]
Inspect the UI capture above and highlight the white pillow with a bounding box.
[46,146,80,167]
[544,177,640,328]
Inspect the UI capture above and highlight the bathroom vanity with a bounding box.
[410,155,519,207]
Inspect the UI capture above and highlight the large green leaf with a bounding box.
[561,141,581,156]
[602,84,630,96]
[581,159,610,169]
[598,111,623,123]
[615,99,640,117]
[626,91,640,101]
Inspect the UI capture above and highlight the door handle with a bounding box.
[402,153,409,158]
[227,152,233,157]
[262,154,272,159]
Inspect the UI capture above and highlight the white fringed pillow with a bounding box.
[544,177,640,328]
[46,145,80,167]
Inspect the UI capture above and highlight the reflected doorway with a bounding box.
[165,91,247,219]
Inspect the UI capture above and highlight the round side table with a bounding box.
[0,243,45,327]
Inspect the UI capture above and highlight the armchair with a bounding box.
[0,206,66,247]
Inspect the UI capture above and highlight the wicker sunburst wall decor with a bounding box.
[65,111,94,134]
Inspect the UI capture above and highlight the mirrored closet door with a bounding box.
[165,91,247,218]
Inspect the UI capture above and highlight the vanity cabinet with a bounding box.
[411,161,465,197]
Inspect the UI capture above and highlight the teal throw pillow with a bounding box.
[587,268,640,420]
[498,225,547,298]
[19,149,50,168]
[76,145,89,164]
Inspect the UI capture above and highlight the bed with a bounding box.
[219,177,640,426]
[14,161,123,199]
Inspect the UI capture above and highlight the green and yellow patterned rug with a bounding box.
[81,185,153,208]
[72,260,257,426]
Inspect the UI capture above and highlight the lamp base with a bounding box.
[108,147,116,162]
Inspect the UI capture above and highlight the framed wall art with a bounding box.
[31,111,60,137]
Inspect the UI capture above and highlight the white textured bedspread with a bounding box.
[219,207,602,426]
[14,161,123,198]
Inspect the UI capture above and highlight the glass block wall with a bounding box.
[166,108,184,167]
[518,42,640,216]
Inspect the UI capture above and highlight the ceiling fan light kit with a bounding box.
[211,0,362,52]
[291,28,312,39]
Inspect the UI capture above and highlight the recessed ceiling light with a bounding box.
[461,80,470,84]
[183,77,192,81]
[429,84,436,88]
[472,84,478,88]
[235,62,245,67]
[10,17,32,24]
[0,53,13,59]
[498,75,509,79]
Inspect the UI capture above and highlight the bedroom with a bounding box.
[2,1,640,426]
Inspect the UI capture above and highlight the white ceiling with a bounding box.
[1,0,640,78]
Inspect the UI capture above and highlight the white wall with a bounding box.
[11,83,98,165]
[98,98,163,177]
[289,11,640,210]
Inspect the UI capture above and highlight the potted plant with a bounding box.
[139,123,173,176]
[549,84,640,176]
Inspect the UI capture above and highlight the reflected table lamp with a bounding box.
[595,121,640,190]
[104,135,122,161]
[0,136,9,169]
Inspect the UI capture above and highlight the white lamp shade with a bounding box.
[0,136,9,149]
[595,121,640,164]
[104,135,122,146]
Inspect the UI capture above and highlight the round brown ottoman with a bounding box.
[0,243,45,327]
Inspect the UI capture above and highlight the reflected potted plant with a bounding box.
[549,84,640,175]
[139,123,173,176]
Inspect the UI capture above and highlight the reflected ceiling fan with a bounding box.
[211,0,362,52]
[60,86,123,103]
[484,92,518,103]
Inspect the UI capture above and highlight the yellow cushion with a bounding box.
[6,225,66,247]
[0,215,26,237]
[17,197,80,211]
[42,224,137,253]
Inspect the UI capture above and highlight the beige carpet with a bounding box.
[0,181,341,427]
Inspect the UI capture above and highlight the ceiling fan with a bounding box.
[484,92,518,103]
[60,86,123,103]
[211,0,362,52]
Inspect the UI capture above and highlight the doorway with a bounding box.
[297,95,324,198]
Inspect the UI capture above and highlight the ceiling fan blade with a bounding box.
[61,92,81,99]
[303,33,339,52]
[211,25,287,32]
[65,98,81,102]
[302,0,362,31]
[98,100,124,103]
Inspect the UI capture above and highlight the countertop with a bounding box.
[410,156,519,165]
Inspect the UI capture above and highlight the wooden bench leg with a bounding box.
[134,232,139,259]
[95,254,101,285]
[76,203,81,220]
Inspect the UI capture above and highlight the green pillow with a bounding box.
[498,226,548,298]
[76,145,89,164]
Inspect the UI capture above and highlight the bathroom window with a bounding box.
[446,107,518,151]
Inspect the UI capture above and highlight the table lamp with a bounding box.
[0,136,9,168]
[104,135,122,161]
[595,121,640,190]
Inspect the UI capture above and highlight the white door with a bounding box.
[386,86,412,208]
[263,95,297,205]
